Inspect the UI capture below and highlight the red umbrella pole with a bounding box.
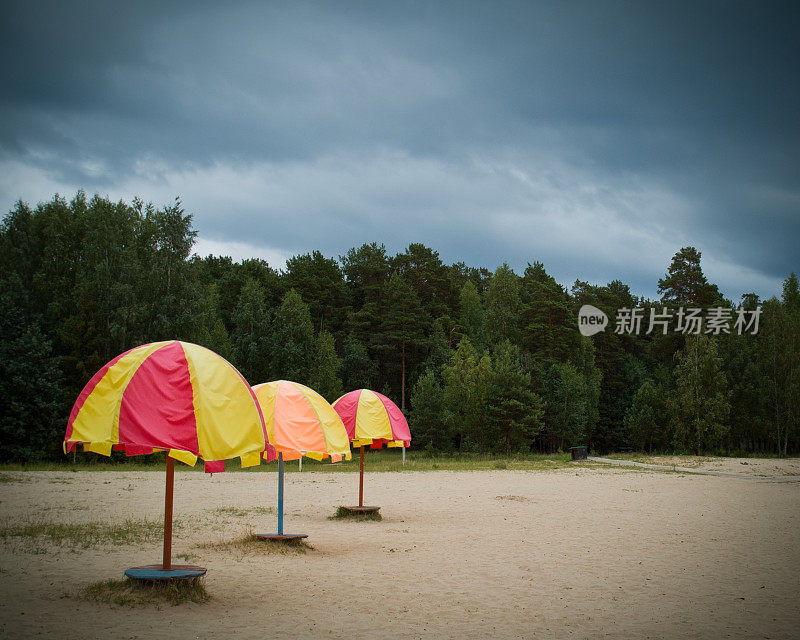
[358,445,364,507]
[162,456,174,571]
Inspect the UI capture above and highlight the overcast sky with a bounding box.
[1,1,797,300]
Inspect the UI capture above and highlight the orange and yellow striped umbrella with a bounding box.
[65,341,275,472]
[252,380,351,461]
[251,380,350,540]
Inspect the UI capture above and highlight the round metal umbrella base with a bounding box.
[254,533,308,543]
[124,564,207,580]
[338,505,381,515]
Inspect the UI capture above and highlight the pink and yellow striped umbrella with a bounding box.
[333,389,411,449]
[65,340,274,471]
[333,389,410,512]
[64,340,274,577]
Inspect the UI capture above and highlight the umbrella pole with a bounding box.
[125,454,207,579]
[358,445,364,508]
[253,450,307,543]
[277,452,284,536]
[162,456,174,571]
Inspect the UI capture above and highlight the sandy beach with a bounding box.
[1,463,798,640]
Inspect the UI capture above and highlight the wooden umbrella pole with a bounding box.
[162,456,175,571]
[358,445,364,508]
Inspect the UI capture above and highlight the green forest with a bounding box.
[1,192,798,461]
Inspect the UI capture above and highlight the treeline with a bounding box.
[0,192,798,461]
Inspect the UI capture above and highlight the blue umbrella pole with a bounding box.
[253,450,307,543]
[277,452,284,535]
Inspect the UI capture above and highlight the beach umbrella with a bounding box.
[251,380,351,542]
[333,389,411,515]
[64,340,274,579]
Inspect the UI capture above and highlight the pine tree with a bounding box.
[284,251,348,333]
[340,242,389,309]
[718,329,761,453]
[670,334,730,454]
[195,282,232,360]
[391,243,456,320]
[381,273,428,410]
[441,339,493,452]
[341,334,378,391]
[782,272,800,313]
[545,362,588,449]
[409,368,448,451]
[231,279,273,383]
[485,263,521,346]
[624,381,668,453]
[657,247,721,307]
[486,341,544,453]
[759,286,800,457]
[459,280,487,349]
[520,262,576,361]
[573,337,602,446]
[270,289,315,384]
[308,331,344,401]
[0,293,64,461]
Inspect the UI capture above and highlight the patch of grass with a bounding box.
[1,452,579,473]
[6,449,799,473]
[77,577,210,607]
[210,506,274,517]
[493,460,508,470]
[0,473,26,483]
[0,518,170,550]
[603,453,796,465]
[495,495,531,503]
[197,534,311,555]
[0,461,173,472]
[329,506,383,521]
[604,453,675,464]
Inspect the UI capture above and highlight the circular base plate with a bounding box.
[125,564,207,580]
[254,533,308,543]
[339,506,381,514]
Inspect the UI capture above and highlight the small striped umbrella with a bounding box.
[65,340,274,578]
[333,389,411,513]
[251,380,350,541]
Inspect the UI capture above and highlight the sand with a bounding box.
[601,455,800,479]
[1,464,798,640]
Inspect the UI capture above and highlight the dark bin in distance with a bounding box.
[570,446,588,460]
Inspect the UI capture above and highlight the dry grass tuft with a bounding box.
[329,506,383,521]
[0,518,169,552]
[196,534,311,555]
[0,473,26,483]
[210,506,275,517]
[495,495,531,503]
[78,577,210,607]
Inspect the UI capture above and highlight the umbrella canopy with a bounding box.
[333,389,411,448]
[251,380,350,541]
[252,380,351,461]
[65,340,275,472]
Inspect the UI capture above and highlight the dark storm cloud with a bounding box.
[1,0,798,299]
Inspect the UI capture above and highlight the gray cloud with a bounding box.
[1,0,798,300]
